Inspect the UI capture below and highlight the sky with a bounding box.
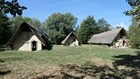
[18,0,131,29]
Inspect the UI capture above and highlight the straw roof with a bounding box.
[6,22,52,49]
[61,32,79,44]
[88,28,127,44]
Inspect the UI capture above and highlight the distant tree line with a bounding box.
[0,12,112,46]
[2,0,140,49]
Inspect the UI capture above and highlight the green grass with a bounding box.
[0,45,139,78]
[1,45,137,64]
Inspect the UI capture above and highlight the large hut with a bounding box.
[61,32,80,46]
[88,28,129,47]
[6,22,52,51]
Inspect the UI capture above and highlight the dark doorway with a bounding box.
[123,40,125,47]
[32,41,37,51]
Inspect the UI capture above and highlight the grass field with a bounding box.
[0,45,139,78]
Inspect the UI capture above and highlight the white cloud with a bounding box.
[115,21,129,30]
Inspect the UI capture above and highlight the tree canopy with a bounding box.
[0,0,26,45]
[43,12,77,44]
[10,16,41,33]
[0,14,12,45]
[0,0,27,16]
[77,16,99,44]
[97,18,112,32]
[125,0,140,21]
[128,18,140,48]
[126,0,140,48]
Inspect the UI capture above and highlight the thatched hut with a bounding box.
[88,28,128,47]
[6,22,52,51]
[61,32,80,46]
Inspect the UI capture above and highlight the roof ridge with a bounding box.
[88,28,126,44]
[61,32,79,44]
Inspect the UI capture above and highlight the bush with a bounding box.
[128,26,140,48]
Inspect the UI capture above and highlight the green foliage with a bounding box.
[78,16,99,44]
[10,16,41,33]
[125,0,140,21]
[129,26,140,48]
[0,0,26,46]
[125,0,140,45]
[0,14,12,45]
[10,16,23,33]
[97,18,112,32]
[30,18,41,29]
[128,18,140,48]
[43,12,77,44]
[0,0,27,16]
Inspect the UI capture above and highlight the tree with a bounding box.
[0,0,27,16]
[77,16,99,44]
[0,0,26,45]
[128,18,140,48]
[125,0,140,21]
[97,18,112,32]
[10,16,23,33]
[30,18,41,29]
[0,14,12,45]
[22,17,41,28]
[10,16,41,33]
[43,12,77,44]
[126,0,140,48]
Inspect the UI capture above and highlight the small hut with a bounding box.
[6,22,52,51]
[61,32,80,46]
[88,28,129,47]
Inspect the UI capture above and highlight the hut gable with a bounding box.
[6,22,52,51]
[61,32,80,46]
[88,28,127,46]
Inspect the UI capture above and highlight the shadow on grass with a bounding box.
[0,59,4,63]
[34,63,124,79]
[0,59,11,76]
[113,51,140,68]
[35,51,140,79]
[0,70,11,75]
[113,51,140,79]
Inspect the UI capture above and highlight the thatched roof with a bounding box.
[6,22,52,49]
[61,32,79,44]
[88,28,127,44]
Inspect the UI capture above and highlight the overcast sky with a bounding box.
[18,0,131,29]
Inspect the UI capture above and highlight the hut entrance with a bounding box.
[32,41,37,51]
[123,40,125,47]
